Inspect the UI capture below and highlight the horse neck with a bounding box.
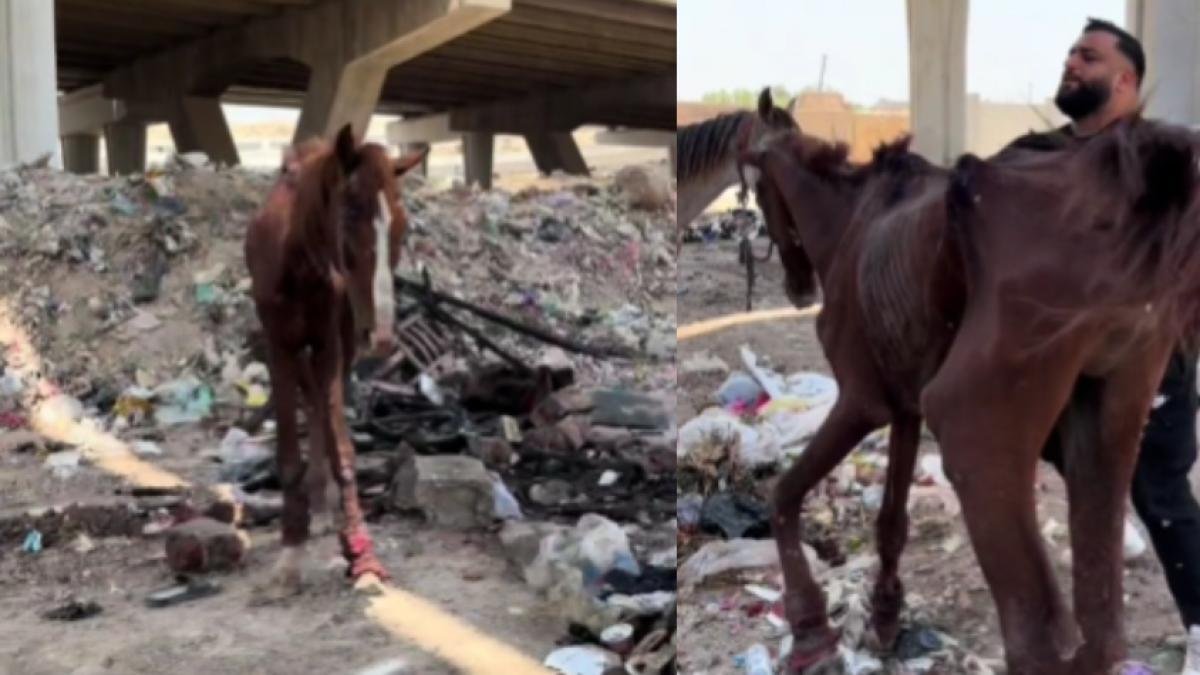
[677,161,740,226]
[781,180,853,282]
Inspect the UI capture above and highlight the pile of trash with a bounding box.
[675,341,1164,673]
[681,208,765,245]
[675,343,1002,673]
[0,155,676,432]
[205,361,679,674]
[0,154,678,671]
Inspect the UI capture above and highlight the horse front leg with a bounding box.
[869,411,921,651]
[776,397,881,673]
[314,318,389,582]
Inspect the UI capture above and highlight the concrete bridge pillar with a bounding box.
[523,131,589,176]
[1127,0,1200,125]
[906,0,968,165]
[0,0,61,168]
[104,119,147,175]
[294,63,389,144]
[463,132,494,189]
[62,133,101,174]
[165,96,240,166]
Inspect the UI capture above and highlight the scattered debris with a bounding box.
[351,657,410,675]
[680,538,792,589]
[543,644,622,675]
[43,599,102,621]
[21,528,42,554]
[145,577,222,609]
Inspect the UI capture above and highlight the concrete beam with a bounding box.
[58,85,130,136]
[448,72,675,133]
[594,129,676,147]
[524,132,589,176]
[0,0,61,168]
[104,119,147,175]
[293,62,389,143]
[165,97,240,167]
[1127,0,1200,126]
[290,0,511,141]
[62,133,100,174]
[386,113,459,145]
[463,132,494,189]
[103,0,511,111]
[906,0,968,165]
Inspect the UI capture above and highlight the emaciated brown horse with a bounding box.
[739,129,957,671]
[245,124,427,589]
[743,114,1200,673]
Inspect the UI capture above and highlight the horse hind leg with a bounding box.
[867,411,921,651]
[921,342,1082,673]
[1064,354,1170,673]
[257,341,310,598]
[777,399,881,673]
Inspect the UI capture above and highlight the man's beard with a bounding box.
[1054,78,1112,120]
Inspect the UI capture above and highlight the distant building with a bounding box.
[677,89,1068,162]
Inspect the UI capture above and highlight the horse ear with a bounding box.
[334,123,360,174]
[394,146,429,176]
[758,87,773,118]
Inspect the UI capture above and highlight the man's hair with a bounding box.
[1084,17,1146,87]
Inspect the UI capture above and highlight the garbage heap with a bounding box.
[676,344,1005,674]
[0,155,679,674]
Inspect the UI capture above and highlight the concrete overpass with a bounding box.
[1,0,675,187]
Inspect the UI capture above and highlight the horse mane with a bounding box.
[776,133,936,206]
[288,139,345,279]
[948,118,1200,337]
[677,110,755,182]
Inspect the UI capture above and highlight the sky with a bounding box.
[678,0,1126,105]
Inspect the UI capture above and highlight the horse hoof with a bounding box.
[784,629,841,674]
[349,554,391,583]
[785,650,844,675]
[250,550,305,603]
[863,619,900,653]
[270,545,306,589]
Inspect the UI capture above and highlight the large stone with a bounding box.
[613,165,673,211]
[591,389,671,430]
[389,454,495,530]
[164,516,248,574]
[530,386,595,428]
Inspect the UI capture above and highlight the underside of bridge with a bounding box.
[2,0,675,186]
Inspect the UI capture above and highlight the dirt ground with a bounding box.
[0,423,564,675]
[675,238,1192,673]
